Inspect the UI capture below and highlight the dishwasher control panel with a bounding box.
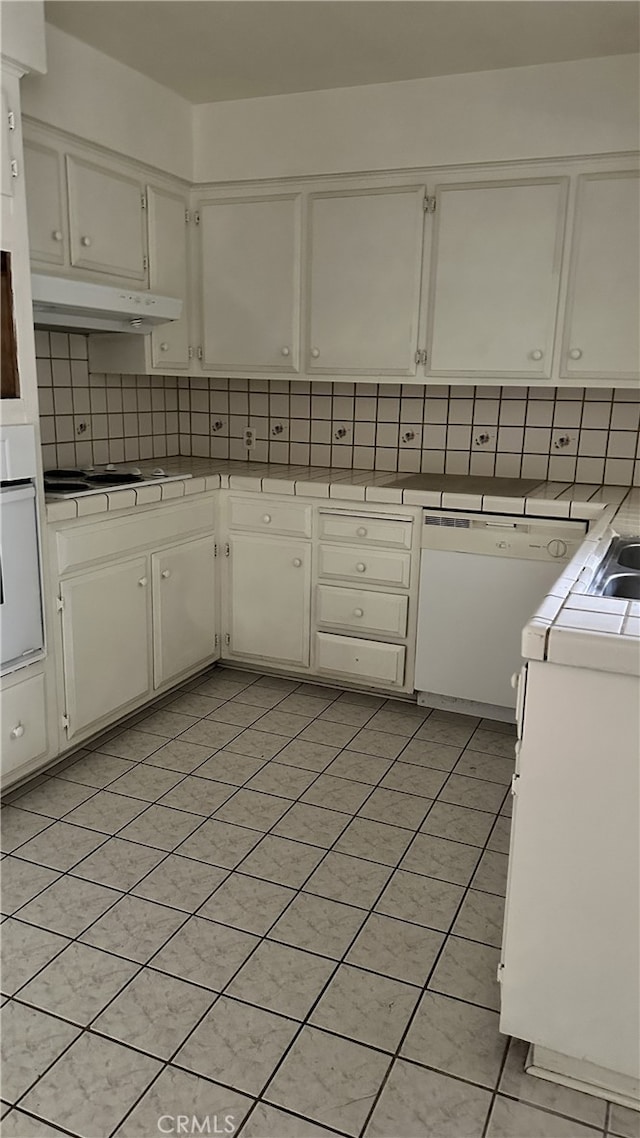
[421,511,587,562]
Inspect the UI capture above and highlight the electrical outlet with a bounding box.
[243,426,256,450]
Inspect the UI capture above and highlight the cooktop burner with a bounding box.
[44,465,192,499]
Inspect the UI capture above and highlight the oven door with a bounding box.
[0,483,44,672]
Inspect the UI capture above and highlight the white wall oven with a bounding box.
[0,425,45,673]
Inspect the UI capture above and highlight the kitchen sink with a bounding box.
[589,538,640,599]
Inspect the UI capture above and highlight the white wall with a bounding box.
[0,1,46,75]
[193,54,640,183]
[21,25,193,180]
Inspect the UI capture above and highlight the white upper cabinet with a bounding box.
[426,178,567,378]
[199,193,301,372]
[66,155,148,282]
[23,139,67,266]
[306,186,425,375]
[561,172,640,381]
[147,185,191,370]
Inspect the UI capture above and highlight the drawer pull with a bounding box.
[80,235,92,247]
[138,577,148,587]
[10,723,25,740]
[356,562,367,573]
[161,569,171,579]
[357,527,368,537]
[353,608,364,618]
[292,558,302,568]
[262,514,272,524]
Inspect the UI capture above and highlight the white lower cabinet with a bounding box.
[152,536,217,689]
[60,556,152,740]
[227,534,311,667]
[0,671,48,779]
[316,585,408,638]
[315,632,405,687]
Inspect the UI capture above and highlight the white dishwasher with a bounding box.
[415,511,587,718]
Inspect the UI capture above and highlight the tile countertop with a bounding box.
[44,459,640,678]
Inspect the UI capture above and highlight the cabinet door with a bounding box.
[427,178,567,377]
[147,185,190,370]
[24,140,67,267]
[227,535,310,667]
[67,156,147,282]
[61,556,151,739]
[307,186,425,375]
[200,194,301,372]
[152,536,217,689]
[562,172,640,380]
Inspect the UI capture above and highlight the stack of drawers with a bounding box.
[314,510,415,689]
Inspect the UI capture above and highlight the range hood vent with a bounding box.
[31,274,182,334]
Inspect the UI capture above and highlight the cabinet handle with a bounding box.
[281,346,290,357]
[10,723,25,740]
[356,526,367,537]
[138,576,148,587]
[80,236,92,247]
[311,348,320,359]
[353,608,364,618]
[52,230,63,242]
[292,558,302,568]
[569,348,583,360]
[160,342,169,352]
[262,514,272,524]
[161,569,171,579]
[356,562,367,573]
[529,349,543,361]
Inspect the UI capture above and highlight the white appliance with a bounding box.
[31,273,182,334]
[415,510,588,719]
[0,426,45,673]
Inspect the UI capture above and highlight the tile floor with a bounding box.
[1,667,637,1138]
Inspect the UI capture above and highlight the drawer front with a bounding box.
[1,673,47,778]
[229,497,312,538]
[315,632,405,687]
[56,497,216,575]
[318,544,411,588]
[319,512,413,549]
[316,585,408,637]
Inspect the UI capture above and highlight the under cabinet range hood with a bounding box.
[31,274,182,334]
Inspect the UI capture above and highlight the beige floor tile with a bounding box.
[114,1065,253,1138]
[402,990,508,1088]
[132,854,227,911]
[94,967,215,1058]
[346,912,443,986]
[199,872,294,934]
[80,895,187,963]
[19,942,137,1026]
[0,1003,79,1102]
[269,892,366,959]
[227,939,334,1020]
[310,963,419,1051]
[0,920,69,996]
[151,915,258,989]
[365,1056,492,1138]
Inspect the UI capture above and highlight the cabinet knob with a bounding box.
[356,562,366,573]
[262,514,272,524]
[529,349,543,361]
[161,569,171,579]
[281,346,290,357]
[569,348,583,360]
[311,348,320,359]
[356,526,367,537]
[510,672,520,690]
[52,230,63,242]
[292,558,302,568]
[80,235,92,247]
[138,576,148,587]
[10,723,25,740]
[353,608,364,618]
[160,342,169,352]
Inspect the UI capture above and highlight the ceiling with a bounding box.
[45,1,640,105]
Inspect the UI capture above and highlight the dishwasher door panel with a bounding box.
[415,548,561,708]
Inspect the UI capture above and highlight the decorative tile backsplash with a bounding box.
[35,330,180,470]
[35,332,640,484]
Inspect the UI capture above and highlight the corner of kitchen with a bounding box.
[1,3,639,1136]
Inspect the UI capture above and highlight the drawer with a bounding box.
[229,497,312,538]
[1,672,47,779]
[56,497,216,574]
[315,632,405,687]
[318,544,411,588]
[316,585,408,637]
[319,511,413,549]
